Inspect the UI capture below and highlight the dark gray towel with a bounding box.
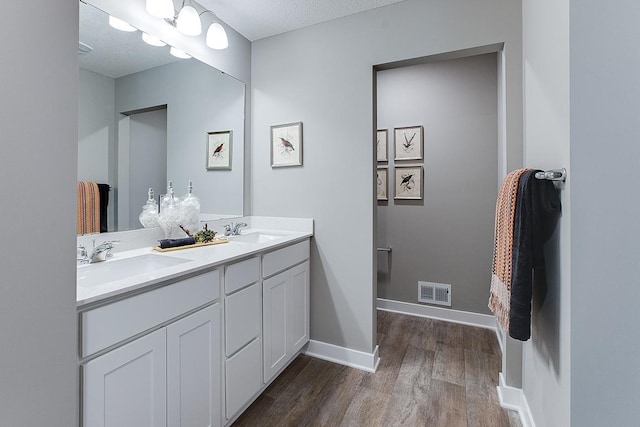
[158,237,196,249]
[509,170,561,341]
[97,184,110,233]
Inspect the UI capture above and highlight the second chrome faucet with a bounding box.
[223,222,248,236]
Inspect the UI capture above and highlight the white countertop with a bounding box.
[77,226,312,307]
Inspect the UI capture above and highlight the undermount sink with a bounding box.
[77,253,190,288]
[228,231,288,244]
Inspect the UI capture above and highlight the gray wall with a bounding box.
[116,59,245,216]
[252,0,522,353]
[570,1,640,425]
[0,0,78,425]
[522,0,571,425]
[376,54,498,314]
[78,68,114,184]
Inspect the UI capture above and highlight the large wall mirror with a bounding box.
[78,1,245,233]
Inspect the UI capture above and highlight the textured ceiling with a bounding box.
[199,0,407,41]
[79,2,181,78]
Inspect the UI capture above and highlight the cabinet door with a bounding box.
[289,261,310,354]
[225,283,261,356]
[225,338,262,419]
[83,329,166,427]
[262,270,289,382]
[167,304,221,427]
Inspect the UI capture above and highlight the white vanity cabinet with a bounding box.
[81,269,222,427]
[262,241,310,383]
[79,232,312,427]
[223,256,262,420]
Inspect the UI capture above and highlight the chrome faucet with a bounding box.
[77,245,89,265]
[223,222,248,236]
[88,240,119,263]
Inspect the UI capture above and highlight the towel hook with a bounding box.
[534,168,566,182]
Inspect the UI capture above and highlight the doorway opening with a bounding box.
[117,106,168,231]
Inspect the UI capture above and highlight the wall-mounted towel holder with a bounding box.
[535,168,566,182]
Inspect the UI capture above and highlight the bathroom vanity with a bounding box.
[77,218,312,426]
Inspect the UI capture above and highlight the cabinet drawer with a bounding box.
[225,283,261,356]
[225,256,260,294]
[225,338,262,419]
[81,269,220,358]
[262,240,309,278]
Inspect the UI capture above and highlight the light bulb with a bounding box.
[146,0,174,19]
[170,47,191,59]
[206,22,228,49]
[176,6,202,36]
[108,16,137,32]
[142,33,166,47]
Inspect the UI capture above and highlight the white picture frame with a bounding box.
[271,122,303,167]
[377,129,388,162]
[394,166,423,200]
[377,168,388,201]
[394,125,424,161]
[206,130,232,170]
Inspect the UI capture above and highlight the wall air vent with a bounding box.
[418,281,451,306]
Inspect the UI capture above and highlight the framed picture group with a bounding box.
[377,125,424,201]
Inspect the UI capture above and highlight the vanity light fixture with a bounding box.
[146,0,229,50]
[108,15,137,32]
[146,0,174,19]
[142,32,167,47]
[176,4,202,36]
[205,22,228,50]
[169,47,191,59]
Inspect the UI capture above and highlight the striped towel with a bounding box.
[77,181,100,234]
[488,168,532,332]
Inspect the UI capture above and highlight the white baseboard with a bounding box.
[377,298,497,330]
[304,340,380,373]
[497,373,536,427]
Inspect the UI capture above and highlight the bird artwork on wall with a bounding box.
[271,122,303,167]
[207,130,232,170]
[394,166,423,200]
[279,137,295,156]
[394,125,423,161]
[377,129,388,162]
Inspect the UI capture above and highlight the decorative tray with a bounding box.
[152,237,229,252]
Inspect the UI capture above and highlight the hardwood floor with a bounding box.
[233,310,522,427]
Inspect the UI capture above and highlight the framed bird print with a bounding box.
[394,125,423,161]
[377,129,388,162]
[377,168,388,201]
[207,130,232,170]
[271,122,303,167]
[394,166,423,200]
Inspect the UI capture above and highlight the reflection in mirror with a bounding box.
[78,2,245,233]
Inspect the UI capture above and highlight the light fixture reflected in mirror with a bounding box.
[170,47,191,59]
[146,0,174,19]
[206,22,228,50]
[108,15,136,32]
[142,32,167,47]
[177,5,202,36]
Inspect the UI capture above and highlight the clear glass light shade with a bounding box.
[146,0,174,19]
[176,6,202,36]
[142,33,166,47]
[170,47,191,59]
[108,16,137,32]
[206,22,228,49]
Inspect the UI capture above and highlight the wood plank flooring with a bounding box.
[233,310,521,427]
